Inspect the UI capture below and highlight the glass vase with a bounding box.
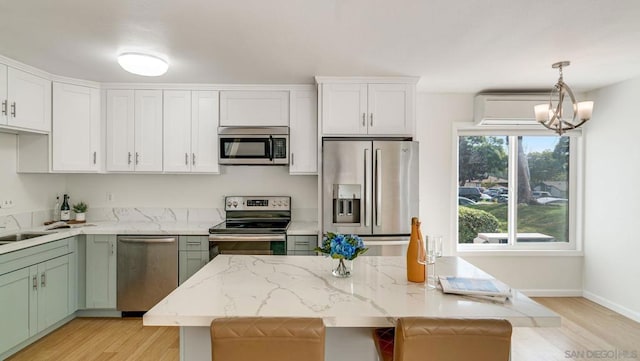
[332,258,352,278]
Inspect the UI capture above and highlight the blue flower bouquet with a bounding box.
[315,233,368,277]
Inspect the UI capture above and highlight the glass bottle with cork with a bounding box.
[406,217,425,283]
[60,194,71,221]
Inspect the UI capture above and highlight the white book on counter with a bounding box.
[438,276,512,302]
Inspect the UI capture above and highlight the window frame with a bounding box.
[453,123,583,253]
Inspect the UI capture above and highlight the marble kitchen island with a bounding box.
[144,255,560,361]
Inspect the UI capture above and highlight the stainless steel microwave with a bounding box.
[218,127,289,165]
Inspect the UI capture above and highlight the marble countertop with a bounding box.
[0,220,319,255]
[143,255,560,328]
[286,221,318,235]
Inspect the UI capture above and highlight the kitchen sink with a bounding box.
[0,232,56,243]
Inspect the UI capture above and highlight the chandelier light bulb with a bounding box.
[117,52,168,76]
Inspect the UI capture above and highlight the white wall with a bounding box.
[415,93,583,295]
[65,167,318,220]
[582,77,640,322]
[0,132,66,218]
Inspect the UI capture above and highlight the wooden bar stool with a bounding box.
[373,317,512,361]
[210,317,325,361]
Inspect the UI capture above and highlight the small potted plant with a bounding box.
[72,201,88,222]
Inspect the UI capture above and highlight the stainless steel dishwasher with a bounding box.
[117,235,178,313]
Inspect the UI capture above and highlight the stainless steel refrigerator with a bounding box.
[322,139,419,255]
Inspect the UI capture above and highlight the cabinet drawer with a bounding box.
[178,236,209,252]
[287,235,318,252]
[0,238,74,276]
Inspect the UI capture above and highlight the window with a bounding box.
[456,130,580,250]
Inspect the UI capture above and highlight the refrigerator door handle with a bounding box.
[364,148,369,227]
[375,148,382,226]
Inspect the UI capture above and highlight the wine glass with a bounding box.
[417,235,437,289]
[433,235,443,258]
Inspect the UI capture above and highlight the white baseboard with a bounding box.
[583,291,640,323]
[519,289,583,297]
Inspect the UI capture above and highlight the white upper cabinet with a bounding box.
[106,90,135,171]
[52,82,100,172]
[0,64,6,126]
[134,90,163,171]
[366,83,413,135]
[289,89,318,175]
[191,91,219,173]
[317,77,417,137]
[320,83,367,135]
[106,89,162,172]
[219,90,289,126]
[0,66,51,133]
[163,90,192,172]
[163,90,220,173]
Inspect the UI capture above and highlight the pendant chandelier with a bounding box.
[534,61,593,136]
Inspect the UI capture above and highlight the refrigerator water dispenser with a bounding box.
[332,184,361,224]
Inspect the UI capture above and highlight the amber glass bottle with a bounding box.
[407,217,425,282]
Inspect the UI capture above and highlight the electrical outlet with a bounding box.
[106,192,114,202]
[1,199,15,209]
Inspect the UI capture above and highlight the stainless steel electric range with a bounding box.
[208,196,290,258]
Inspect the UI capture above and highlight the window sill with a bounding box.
[455,249,584,257]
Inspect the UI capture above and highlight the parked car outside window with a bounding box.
[458,196,477,206]
[458,187,482,201]
[532,191,552,199]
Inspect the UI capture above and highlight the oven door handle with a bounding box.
[209,234,286,242]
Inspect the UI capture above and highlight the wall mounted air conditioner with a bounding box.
[474,92,549,126]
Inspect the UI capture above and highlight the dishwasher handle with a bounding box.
[118,237,177,243]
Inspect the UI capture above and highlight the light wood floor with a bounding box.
[7,297,639,361]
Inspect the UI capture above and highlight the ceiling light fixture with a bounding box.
[117,52,168,76]
[534,61,593,136]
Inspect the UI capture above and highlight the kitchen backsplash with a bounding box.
[0,207,317,233]
[87,207,224,223]
[0,209,52,233]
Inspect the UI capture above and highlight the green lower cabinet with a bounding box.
[179,251,209,284]
[0,253,72,355]
[37,255,72,331]
[0,267,33,353]
[178,236,209,284]
[85,235,117,309]
[287,235,318,255]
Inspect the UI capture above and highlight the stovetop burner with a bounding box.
[209,196,291,235]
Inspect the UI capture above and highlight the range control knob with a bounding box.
[232,201,238,208]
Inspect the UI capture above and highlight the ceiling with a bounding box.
[1,0,640,92]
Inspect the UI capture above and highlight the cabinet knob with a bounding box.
[93,151,97,164]
[1,100,6,116]
[192,153,196,166]
[128,152,132,165]
[290,152,294,166]
[41,273,46,288]
[11,102,16,117]
[370,113,373,127]
[362,113,366,127]
[32,275,38,290]
[185,153,189,166]
[135,152,140,165]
